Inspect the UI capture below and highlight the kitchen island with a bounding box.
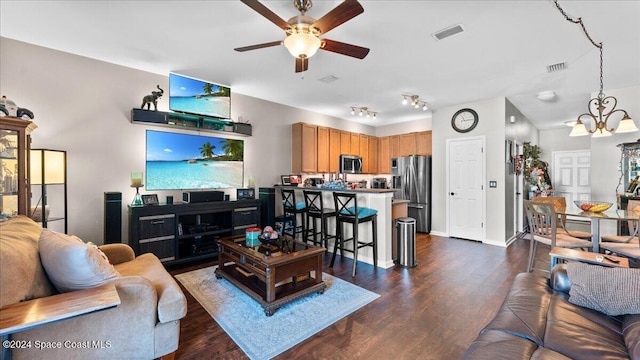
[275,186,396,269]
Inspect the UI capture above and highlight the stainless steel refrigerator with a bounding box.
[392,155,431,233]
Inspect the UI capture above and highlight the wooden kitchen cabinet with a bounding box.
[415,131,432,156]
[350,133,360,156]
[368,136,378,174]
[329,128,341,173]
[389,135,399,159]
[378,136,390,174]
[316,126,330,173]
[399,133,416,157]
[359,134,369,173]
[292,123,317,173]
[340,131,351,156]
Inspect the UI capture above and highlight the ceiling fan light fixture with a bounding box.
[283,32,321,58]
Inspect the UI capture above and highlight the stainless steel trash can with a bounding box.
[396,217,417,267]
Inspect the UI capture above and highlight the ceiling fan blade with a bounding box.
[234,41,282,52]
[295,57,309,73]
[311,0,364,35]
[320,39,369,59]
[240,0,290,30]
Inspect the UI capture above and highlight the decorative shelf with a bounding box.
[131,109,251,136]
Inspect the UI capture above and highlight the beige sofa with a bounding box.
[0,216,187,360]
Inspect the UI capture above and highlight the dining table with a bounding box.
[557,207,640,252]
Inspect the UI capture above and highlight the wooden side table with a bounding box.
[549,247,630,272]
[1,284,120,360]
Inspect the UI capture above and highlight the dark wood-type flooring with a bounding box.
[169,233,541,360]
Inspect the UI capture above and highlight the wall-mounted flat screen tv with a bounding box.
[146,130,243,190]
[169,72,231,119]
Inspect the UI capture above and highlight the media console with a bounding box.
[128,199,260,266]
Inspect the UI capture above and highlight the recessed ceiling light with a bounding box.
[537,91,556,101]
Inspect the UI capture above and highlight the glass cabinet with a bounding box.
[618,140,640,194]
[0,117,37,218]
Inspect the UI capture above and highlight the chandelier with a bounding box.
[401,95,428,111]
[350,106,377,119]
[553,1,637,137]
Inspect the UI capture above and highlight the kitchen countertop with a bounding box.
[275,185,395,194]
[392,199,410,204]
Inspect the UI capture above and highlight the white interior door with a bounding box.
[448,137,485,241]
[552,150,591,203]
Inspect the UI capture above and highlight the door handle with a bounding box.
[450,192,455,196]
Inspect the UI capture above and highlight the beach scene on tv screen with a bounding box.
[169,73,231,119]
[146,130,243,190]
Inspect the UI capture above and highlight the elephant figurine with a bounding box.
[141,85,164,111]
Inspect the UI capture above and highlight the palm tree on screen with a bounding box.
[199,142,215,159]
[221,139,243,161]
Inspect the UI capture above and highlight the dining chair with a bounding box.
[600,199,640,243]
[524,200,593,272]
[531,196,593,240]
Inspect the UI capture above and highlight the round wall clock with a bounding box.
[451,108,479,133]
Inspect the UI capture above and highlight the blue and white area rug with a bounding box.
[175,266,379,360]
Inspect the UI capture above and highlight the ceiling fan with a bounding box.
[234,0,370,73]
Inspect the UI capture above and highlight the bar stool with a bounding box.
[303,190,337,248]
[330,192,378,277]
[281,188,307,240]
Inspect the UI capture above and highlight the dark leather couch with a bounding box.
[462,264,640,359]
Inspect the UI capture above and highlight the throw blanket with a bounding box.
[566,263,640,316]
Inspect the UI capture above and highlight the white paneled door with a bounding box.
[448,137,485,241]
[552,150,591,204]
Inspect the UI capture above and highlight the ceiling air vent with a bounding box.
[318,75,339,84]
[546,62,567,73]
[432,24,465,41]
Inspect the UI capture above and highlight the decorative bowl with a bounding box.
[573,200,613,213]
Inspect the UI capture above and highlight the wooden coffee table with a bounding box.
[215,236,326,316]
[549,247,629,272]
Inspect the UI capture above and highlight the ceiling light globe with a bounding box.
[359,110,363,116]
[422,104,428,111]
[402,98,408,105]
[592,128,612,138]
[283,33,321,58]
[569,121,589,137]
[615,115,639,133]
[351,109,355,115]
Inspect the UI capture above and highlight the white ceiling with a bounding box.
[1,0,639,129]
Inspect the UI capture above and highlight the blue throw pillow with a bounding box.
[340,206,377,219]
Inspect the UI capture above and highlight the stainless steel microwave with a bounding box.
[339,154,363,174]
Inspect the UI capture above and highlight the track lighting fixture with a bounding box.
[402,95,428,111]
[350,106,377,119]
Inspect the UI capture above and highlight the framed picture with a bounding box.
[281,175,291,186]
[141,194,159,206]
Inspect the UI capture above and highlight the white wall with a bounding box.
[432,97,508,245]
[375,117,432,137]
[0,37,375,244]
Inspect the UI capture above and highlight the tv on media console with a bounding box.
[145,130,244,190]
[169,72,231,119]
